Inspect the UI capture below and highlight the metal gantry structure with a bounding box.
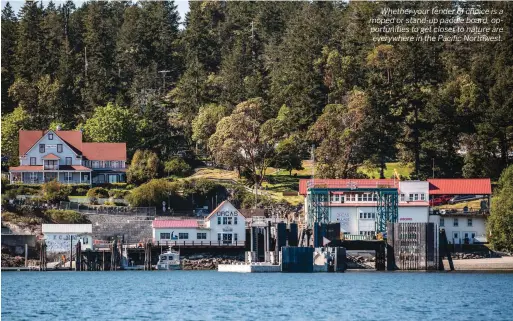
[306,185,399,234]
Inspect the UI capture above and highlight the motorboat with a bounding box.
[157,250,181,270]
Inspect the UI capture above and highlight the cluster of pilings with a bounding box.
[248,221,298,264]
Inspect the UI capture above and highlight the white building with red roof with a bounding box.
[9,129,127,185]
[152,201,246,246]
[299,178,492,244]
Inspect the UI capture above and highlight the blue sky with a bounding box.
[1,0,190,25]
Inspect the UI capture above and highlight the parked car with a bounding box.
[448,195,481,204]
[429,198,444,206]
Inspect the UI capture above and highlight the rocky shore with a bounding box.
[346,255,375,269]
[181,254,245,270]
[451,252,504,260]
[1,254,39,267]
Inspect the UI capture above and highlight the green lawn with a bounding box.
[358,162,413,179]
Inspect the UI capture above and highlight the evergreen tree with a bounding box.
[1,2,18,114]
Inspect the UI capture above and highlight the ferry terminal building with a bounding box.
[299,178,491,244]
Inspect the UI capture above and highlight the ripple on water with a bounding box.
[2,271,513,320]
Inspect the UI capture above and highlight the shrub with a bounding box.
[4,189,18,200]
[1,211,44,225]
[164,158,192,177]
[86,187,109,198]
[45,209,89,224]
[86,187,109,204]
[93,183,128,189]
[108,189,130,199]
[125,179,177,207]
[1,177,10,191]
[75,188,89,196]
[41,181,69,204]
[103,201,116,206]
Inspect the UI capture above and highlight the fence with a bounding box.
[59,201,156,216]
[342,234,375,241]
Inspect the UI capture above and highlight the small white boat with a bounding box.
[157,250,181,270]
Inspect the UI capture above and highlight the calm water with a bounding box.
[2,271,513,320]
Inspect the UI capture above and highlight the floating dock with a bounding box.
[218,263,281,273]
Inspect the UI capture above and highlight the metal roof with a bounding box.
[42,224,92,234]
[299,179,398,195]
[152,220,199,229]
[428,179,492,195]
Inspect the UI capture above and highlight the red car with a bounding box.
[429,198,444,206]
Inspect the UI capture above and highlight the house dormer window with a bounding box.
[39,144,45,153]
[57,144,63,153]
[48,133,53,140]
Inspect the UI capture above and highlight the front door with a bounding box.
[223,233,232,245]
[108,174,118,183]
[45,172,57,182]
[452,232,460,244]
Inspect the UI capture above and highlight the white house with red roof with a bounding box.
[427,178,491,244]
[152,201,246,245]
[9,129,127,185]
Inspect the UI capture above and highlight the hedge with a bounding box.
[86,187,110,200]
[93,183,131,189]
[45,209,89,224]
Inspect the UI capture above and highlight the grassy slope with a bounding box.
[185,161,412,206]
[358,162,413,179]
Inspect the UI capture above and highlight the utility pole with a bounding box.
[84,46,89,81]
[158,70,170,93]
[432,158,435,178]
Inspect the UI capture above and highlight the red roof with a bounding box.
[9,166,43,171]
[82,143,126,161]
[55,131,82,153]
[19,130,45,156]
[152,220,199,228]
[42,153,60,159]
[9,165,92,171]
[324,202,428,207]
[299,179,398,195]
[17,130,126,161]
[428,179,491,195]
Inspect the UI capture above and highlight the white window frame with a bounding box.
[400,194,405,201]
[467,218,472,227]
[420,193,425,201]
[454,218,459,227]
[160,233,171,240]
[30,157,36,165]
[48,133,53,140]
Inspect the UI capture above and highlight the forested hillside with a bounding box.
[2,1,512,182]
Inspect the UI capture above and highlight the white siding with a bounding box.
[398,207,429,223]
[399,181,429,202]
[42,224,92,234]
[153,228,209,243]
[207,202,246,243]
[430,215,487,244]
[22,131,79,166]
